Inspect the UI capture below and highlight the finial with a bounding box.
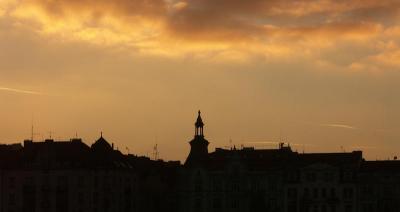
[198,110,201,116]
[101,131,103,138]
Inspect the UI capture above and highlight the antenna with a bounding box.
[29,115,40,141]
[31,115,34,141]
[31,123,34,141]
[153,144,159,160]
[48,131,52,139]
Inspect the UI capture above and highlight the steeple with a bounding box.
[185,111,209,166]
[195,110,204,137]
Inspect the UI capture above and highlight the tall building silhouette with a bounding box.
[185,111,209,167]
[0,111,399,212]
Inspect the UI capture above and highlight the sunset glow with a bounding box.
[0,0,399,161]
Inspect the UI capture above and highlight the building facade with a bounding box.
[179,111,400,212]
[0,112,399,212]
[0,137,179,212]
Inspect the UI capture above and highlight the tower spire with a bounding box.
[195,110,204,136]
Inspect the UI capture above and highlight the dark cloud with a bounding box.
[2,0,400,66]
[165,0,400,40]
[16,0,400,41]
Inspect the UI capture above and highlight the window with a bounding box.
[343,188,353,200]
[195,178,202,192]
[77,176,85,187]
[313,188,319,198]
[78,192,84,204]
[8,193,15,205]
[288,201,297,212]
[321,188,327,198]
[251,180,260,191]
[41,190,50,209]
[25,176,35,184]
[213,198,221,209]
[361,185,373,196]
[269,183,277,193]
[343,171,352,181]
[287,188,297,199]
[195,198,202,212]
[232,181,240,192]
[323,172,334,182]
[330,188,336,198]
[195,172,202,192]
[288,172,298,181]
[304,188,310,197]
[362,204,374,212]
[231,199,239,209]
[345,205,353,212]
[103,176,109,186]
[94,176,98,188]
[383,186,393,197]
[93,192,98,204]
[213,179,222,191]
[8,177,16,189]
[57,176,67,187]
[306,172,317,182]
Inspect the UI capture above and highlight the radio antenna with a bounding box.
[31,115,34,141]
[153,144,159,160]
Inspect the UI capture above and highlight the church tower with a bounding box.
[184,111,209,166]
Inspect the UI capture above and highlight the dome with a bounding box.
[91,134,112,152]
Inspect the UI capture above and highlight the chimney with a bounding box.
[24,139,33,147]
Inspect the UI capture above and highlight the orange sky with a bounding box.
[0,0,400,161]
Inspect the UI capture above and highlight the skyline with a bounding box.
[0,110,397,162]
[1,0,400,161]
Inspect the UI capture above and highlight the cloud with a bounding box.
[24,0,167,18]
[166,0,398,38]
[349,146,377,149]
[245,141,315,146]
[1,0,400,68]
[0,86,43,95]
[321,124,357,130]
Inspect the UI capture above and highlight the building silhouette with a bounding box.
[0,112,399,212]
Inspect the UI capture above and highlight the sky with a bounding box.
[0,0,400,161]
